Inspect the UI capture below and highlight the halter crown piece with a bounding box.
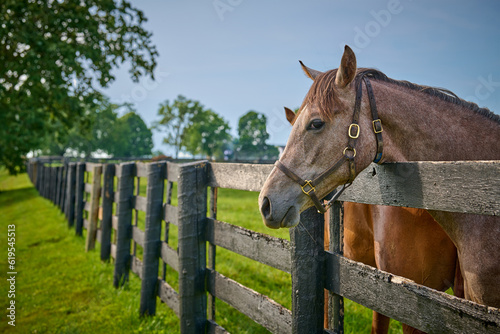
[275,74,384,213]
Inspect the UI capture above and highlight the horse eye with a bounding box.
[308,119,325,131]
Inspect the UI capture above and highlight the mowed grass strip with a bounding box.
[0,169,402,333]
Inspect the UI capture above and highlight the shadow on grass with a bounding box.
[0,186,39,207]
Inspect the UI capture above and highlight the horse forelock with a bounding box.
[298,69,340,122]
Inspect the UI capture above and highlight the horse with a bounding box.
[260,45,500,324]
[284,107,462,333]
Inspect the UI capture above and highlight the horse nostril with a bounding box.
[261,197,272,220]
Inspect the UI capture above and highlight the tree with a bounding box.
[183,109,231,159]
[154,95,203,158]
[111,110,153,157]
[236,111,279,159]
[0,0,158,173]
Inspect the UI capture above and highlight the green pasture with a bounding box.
[0,168,403,333]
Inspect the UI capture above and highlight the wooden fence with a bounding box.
[27,158,500,333]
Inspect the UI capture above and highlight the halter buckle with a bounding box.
[301,180,316,195]
[372,119,383,133]
[348,123,360,139]
[343,147,356,158]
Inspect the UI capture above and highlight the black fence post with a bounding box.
[113,162,135,288]
[74,162,85,236]
[290,207,325,334]
[139,162,165,316]
[100,164,115,262]
[177,161,208,334]
[328,201,344,333]
[65,163,77,227]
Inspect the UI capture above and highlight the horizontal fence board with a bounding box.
[112,216,118,231]
[207,269,292,334]
[324,251,500,333]
[83,219,89,230]
[132,226,145,247]
[158,279,180,317]
[136,162,149,178]
[163,204,178,225]
[131,256,143,280]
[84,183,92,194]
[96,229,102,243]
[207,320,229,334]
[113,191,120,204]
[133,195,148,212]
[166,162,179,182]
[208,163,273,191]
[110,244,116,259]
[85,162,102,173]
[206,218,291,273]
[161,242,179,272]
[340,161,500,215]
[84,201,90,212]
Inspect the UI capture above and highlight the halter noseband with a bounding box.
[275,75,384,214]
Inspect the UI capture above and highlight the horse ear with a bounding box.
[335,45,357,88]
[284,107,296,125]
[299,61,323,80]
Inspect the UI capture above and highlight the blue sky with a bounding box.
[102,0,500,155]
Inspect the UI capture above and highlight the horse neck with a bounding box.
[372,81,500,162]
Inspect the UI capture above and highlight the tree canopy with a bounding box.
[0,0,158,173]
[236,111,279,159]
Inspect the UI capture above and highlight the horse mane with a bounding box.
[299,68,500,124]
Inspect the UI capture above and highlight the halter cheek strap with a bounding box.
[275,74,384,214]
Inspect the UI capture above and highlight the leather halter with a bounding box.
[275,75,384,214]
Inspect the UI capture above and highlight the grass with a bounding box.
[0,168,403,333]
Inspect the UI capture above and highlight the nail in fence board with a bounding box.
[100,164,115,261]
[85,164,102,252]
[290,207,325,334]
[74,162,86,236]
[113,162,135,288]
[140,162,165,316]
[177,161,208,334]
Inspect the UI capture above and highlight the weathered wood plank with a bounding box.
[163,203,178,225]
[83,201,90,212]
[65,163,77,227]
[139,162,165,316]
[324,252,500,333]
[96,228,102,243]
[83,219,89,230]
[328,201,344,333]
[290,208,326,334]
[136,162,149,178]
[205,218,291,273]
[84,183,92,194]
[113,162,135,288]
[158,279,180,317]
[85,164,102,252]
[112,215,119,231]
[132,226,145,247]
[110,244,117,259]
[74,163,86,236]
[166,162,179,182]
[207,320,229,334]
[85,162,102,173]
[161,242,179,272]
[100,164,115,261]
[133,195,148,212]
[340,161,500,215]
[177,161,208,334]
[208,163,273,191]
[131,256,143,280]
[206,269,292,334]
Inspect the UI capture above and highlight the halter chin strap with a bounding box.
[275,74,384,214]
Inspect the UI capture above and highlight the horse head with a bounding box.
[259,45,383,229]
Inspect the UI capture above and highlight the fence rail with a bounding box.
[26,158,500,334]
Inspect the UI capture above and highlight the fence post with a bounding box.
[65,163,77,227]
[74,162,85,236]
[328,201,344,333]
[85,164,102,252]
[59,163,67,211]
[113,162,135,288]
[177,161,208,334]
[140,162,165,316]
[290,207,325,334]
[100,164,115,262]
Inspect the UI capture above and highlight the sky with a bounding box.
[102,0,500,156]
